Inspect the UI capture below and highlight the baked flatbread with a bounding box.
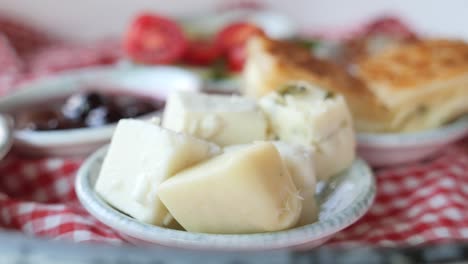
[243,36,468,132]
[357,39,468,131]
[242,35,392,132]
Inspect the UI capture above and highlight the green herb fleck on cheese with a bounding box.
[278,84,308,96]
[325,91,335,100]
[274,96,286,106]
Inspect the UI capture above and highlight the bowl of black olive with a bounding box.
[0,65,201,156]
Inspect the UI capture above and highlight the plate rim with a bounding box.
[357,115,468,147]
[75,146,376,250]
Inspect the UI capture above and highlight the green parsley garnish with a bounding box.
[325,91,335,99]
[207,59,230,81]
[294,38,321,50]
[278,83,308,96]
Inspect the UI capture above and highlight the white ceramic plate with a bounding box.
[357,116,468,167]
[0,65,201,157]
[75,146,376,251]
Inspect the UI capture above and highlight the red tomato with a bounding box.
[124,13,187,64]
[216,22,265,53]
[227,45,246,72]
[364,17,416,39]
[183,40,222,66]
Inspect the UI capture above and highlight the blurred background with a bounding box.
[1,0,467,41]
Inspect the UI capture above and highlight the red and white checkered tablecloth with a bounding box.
[0,13,468,247]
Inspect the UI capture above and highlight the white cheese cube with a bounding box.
[95,119,220,226]
[162,91,268,146]
[259,82,356,180]
[272,142,318,226]
[226,141,318,226]
[158,142,302,234]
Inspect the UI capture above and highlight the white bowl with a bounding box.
[357,116,468,167]
[0,65,201,157]
[75,146,376,251]
[0,114,14,160]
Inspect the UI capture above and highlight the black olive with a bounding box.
[62,91,107,120]
[84,105,122,127]
[16,91,166,131]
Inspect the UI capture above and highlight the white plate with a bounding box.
[75,146,376,251]
[357,116,468,167]
[0,65,201,157]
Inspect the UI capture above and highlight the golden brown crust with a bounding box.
[341,34,419,66]
[243,35,393,132]
[358,39,468,89]
[260,36,372,99]
[244,36,468,132]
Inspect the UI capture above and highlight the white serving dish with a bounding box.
[357,116,468,167]
[75,146,375,251]
[0,65,201,157]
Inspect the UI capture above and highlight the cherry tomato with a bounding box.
[183,39,222,66]
[364,17,416,39]
[216,22,265,53]
[124,13,187,64]
[227,45,246,72]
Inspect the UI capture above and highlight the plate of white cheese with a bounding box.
[75,81,376,250]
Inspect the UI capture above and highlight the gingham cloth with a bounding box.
[0,13,467,247]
